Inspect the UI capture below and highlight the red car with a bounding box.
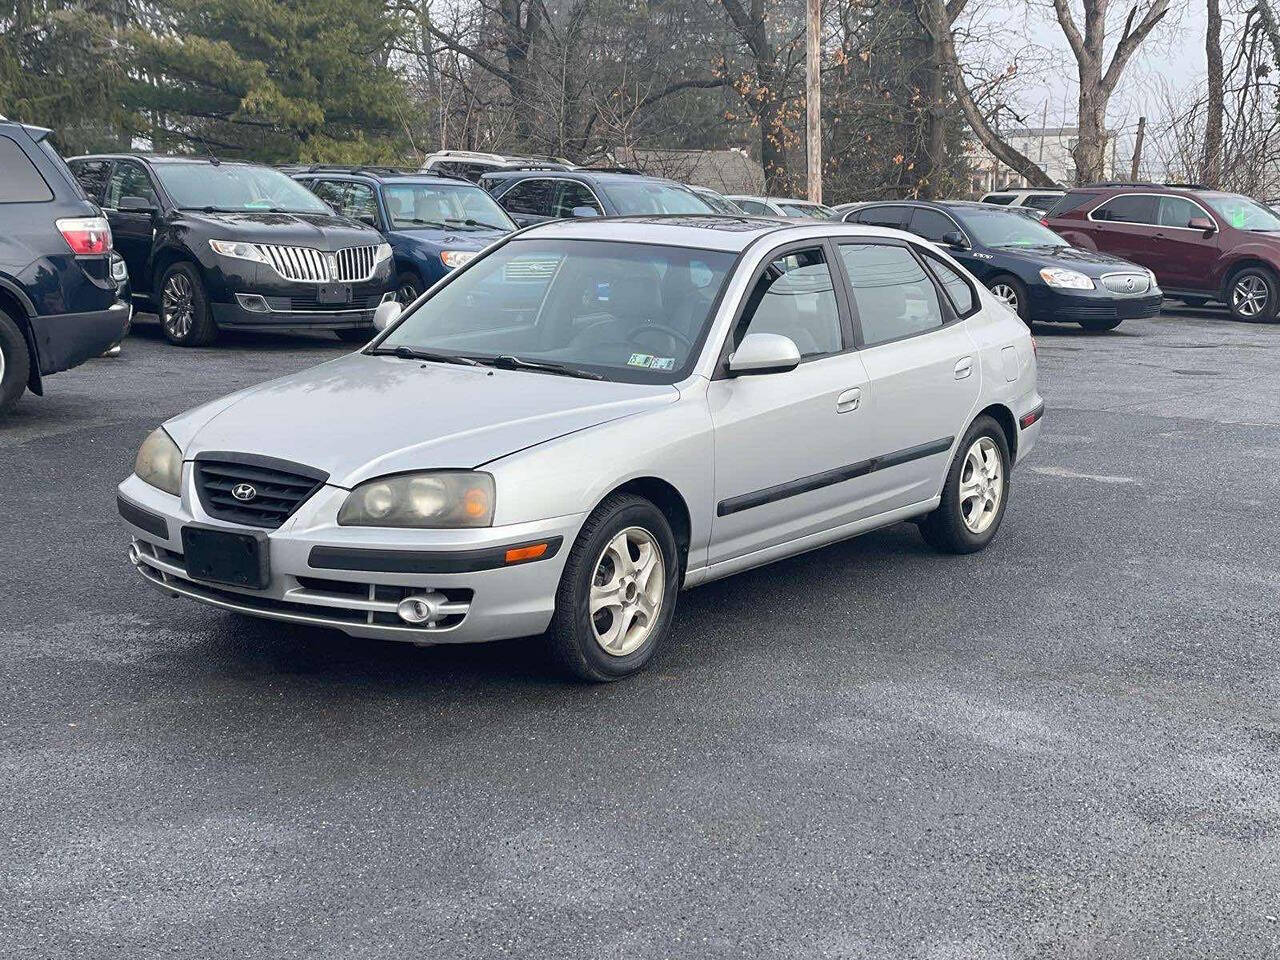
[1046,183,1280,323]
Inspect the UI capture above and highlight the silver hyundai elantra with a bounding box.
[118,215,1043,680]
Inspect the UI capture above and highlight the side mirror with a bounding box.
[728,333,801,376]
[571,205,599,218]
[941,230,969,250]
[119,195,156,214]
[1188,216,1216,233]
[373,299,402,331]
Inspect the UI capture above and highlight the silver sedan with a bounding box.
[118,216,1043,681]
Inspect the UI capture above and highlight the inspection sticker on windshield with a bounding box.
[627,354,675,370]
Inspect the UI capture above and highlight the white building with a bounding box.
[966,127,1119,195]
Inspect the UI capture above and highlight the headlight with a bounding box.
[338,471,495,528]
[209,239,268,264]
[440,250,477,269]
[1039,267,1094,290]
[135,427,182,496]
[374,242,393,263]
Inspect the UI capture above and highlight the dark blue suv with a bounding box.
[0,119,131,414]
[287,166,516,303]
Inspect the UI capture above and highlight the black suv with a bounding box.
[481,169,715,226]
[67,155,396,345]
[0,119,131,414]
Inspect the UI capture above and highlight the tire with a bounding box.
[987,274,1030,324]
[546,493,681,682]
[159,262,218,346]
[1180,296,1210,308]
[0,309,30,414]
[919,415,1012,554]
[334,326,376,343]
[395,271,422,304]
[1226,266,1280,323]
[1078,316,1123,332]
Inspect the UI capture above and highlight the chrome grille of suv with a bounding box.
[1101,273,1151,295]
[257,244,380,283]
[193,453,328,529]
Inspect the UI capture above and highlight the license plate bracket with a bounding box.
[316,282,352,305]
[181,526,269,589]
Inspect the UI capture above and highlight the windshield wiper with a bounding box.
[446,217,508,231]
[397,218,451,228]
[367,345,479,366]
[478,355,605,380]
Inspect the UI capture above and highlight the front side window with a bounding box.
[1156,196,1205,229]
[1202,193,1280,231]
[734,247,843,359]
[737,199,770,215]
[908,208,958,243]
[340,182,380,226]
[383,182,514,230]
[69,159,112,204]
[106,162,158,208]
[500,178,556,216]
[554,181,603,218]
[955,208,1067,248]
[600,180,715,215]
[1091,194,1158,225]
[839,243,944,347]
[377,238,736,383]
[1025,193,1063,209]
[153,162,331,214]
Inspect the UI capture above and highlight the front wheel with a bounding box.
[0,309,31,413]
[987,275,1030,324]
[1227,267,1280,323]
[159,263,218,346]
[546,493,680,682]
[334,326,376,343]
[1078,316,1123,332]
[396,271,422,304]
[919,415,1012,554]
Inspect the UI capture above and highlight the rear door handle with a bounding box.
[954,356,973,380]
[836,387,861,413]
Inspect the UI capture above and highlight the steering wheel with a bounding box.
[624,321,693,354]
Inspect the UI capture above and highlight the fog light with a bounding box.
[235,293,271,313]
[380,291,398,304]
[397,592,449,625]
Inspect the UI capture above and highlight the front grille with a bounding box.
[193,453,328,529]
[1101,273,1151,295]
[257,244,381,283]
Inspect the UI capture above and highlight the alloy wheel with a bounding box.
[0,341,6,386]
[1232,275,1269,317]
[959,436,1003,535]
[589,526,664,657]
[989,283,1019,312]
[162,273,195,339]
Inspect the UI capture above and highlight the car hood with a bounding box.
[178,210,380,249]
[998,244,1149,276]
[169,353,678,487]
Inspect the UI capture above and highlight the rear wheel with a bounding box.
[1227,266,1280,323]
[1180,296,1210,308]
[546,493,680,682]
[0,309,30,413]
[159,263,218,346]
[919,415,1011,554]
[987,274,1030,324]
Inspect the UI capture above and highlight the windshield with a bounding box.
[600,180,715,215]
[376,238,736,382]
[1203,193,1280,231]
[696,190,746,215]
[777,201,837,219]
[384,182,515,231]
[957,208,1066,247]
[155,163,331,214]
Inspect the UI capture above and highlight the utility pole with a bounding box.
[1130,116,1146,181]
[806,0,822,203]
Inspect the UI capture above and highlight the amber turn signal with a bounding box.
[504,542,549,565]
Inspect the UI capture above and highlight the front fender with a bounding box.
[1210,243,1280,292]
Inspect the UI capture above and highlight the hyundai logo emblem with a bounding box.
[231,483,258,502]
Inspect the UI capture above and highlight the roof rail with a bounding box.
[287,164,408,176]
[581,165,641,175]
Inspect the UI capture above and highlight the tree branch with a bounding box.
[1102,0,1169,93]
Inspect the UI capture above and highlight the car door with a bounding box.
[1149,195,1220,292]
[1085,194,1160,269]
[496,177,558,227]
[102,160,160,291]
[705,241,876,566]
[832,239,981,512]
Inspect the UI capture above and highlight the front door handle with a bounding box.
[954,356,973,380]
[836,387,861,413]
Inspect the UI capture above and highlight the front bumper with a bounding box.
[212,291,395,331]
[117,471,582,645]
[1031,287,1163,324]
[29,300,132,375]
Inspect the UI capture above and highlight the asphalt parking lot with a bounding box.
[3,307,1279,958]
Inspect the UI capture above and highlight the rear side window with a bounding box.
[855,205,908,229]
[921,251,976,316]
[980,194,1014,205]
[1044,192,1097,217]
[0,136,54,202]
[737,199,770,215]
[500,178,556,216]
[69,159,112,203]
[1091,194,1157,224]
[1025,193,1063,209]
[839,243,944,347]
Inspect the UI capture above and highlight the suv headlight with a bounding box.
[209,239,268,264]
[135,427,182,496]
[374,242,393,263]
[338,471,495,528]
[1039,267,1094,290]
[440,250,477,269]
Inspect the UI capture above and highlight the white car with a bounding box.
[118,218,1043,681]
[978,188,1066,214]
[727,195,840,219]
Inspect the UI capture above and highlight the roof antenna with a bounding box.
[190,131,221,165]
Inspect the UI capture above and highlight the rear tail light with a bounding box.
[56,216,112,255]
[1039,217,1049,227]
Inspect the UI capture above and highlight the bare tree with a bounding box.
[1202,0,1223,184]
